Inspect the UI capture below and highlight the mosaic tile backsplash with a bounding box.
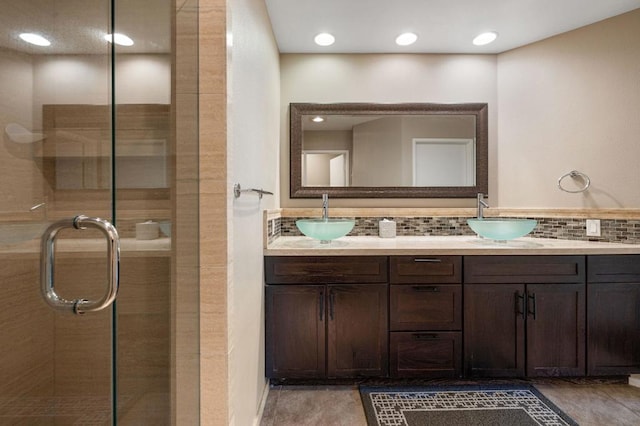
[270,216,640,244]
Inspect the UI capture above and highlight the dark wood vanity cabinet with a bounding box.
[389,256,463,378]
[464,256,586,377]
[265,253,640,381]
[587,255,640,376]
[265,256,388,379]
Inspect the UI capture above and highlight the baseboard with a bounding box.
[629,375,640,388]
[253,380,271,426]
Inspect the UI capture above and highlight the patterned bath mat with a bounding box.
[359,385,578,426]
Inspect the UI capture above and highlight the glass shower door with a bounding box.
[0,0,193,423]
[0,0,117,423]
[112,1,174,423]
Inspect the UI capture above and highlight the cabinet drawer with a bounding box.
[390,332,462,378]
[465,256,585,283]
[265,256,388,284]
[587,255,640,283]
[390,256,461,284]
[390,285,461,331]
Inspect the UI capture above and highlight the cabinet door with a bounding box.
[265,285,325,378]
[526,283,585,376]
[327,284,388,378]
[588,282,640,375]
[464,284,525,377]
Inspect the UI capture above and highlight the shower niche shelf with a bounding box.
[36,103,170,192]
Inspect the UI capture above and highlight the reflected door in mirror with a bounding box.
[302,150,349,187]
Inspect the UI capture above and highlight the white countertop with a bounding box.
[265,236,640,256]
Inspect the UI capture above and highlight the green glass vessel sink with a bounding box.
[467,218,537,241]
[296,219,355,241]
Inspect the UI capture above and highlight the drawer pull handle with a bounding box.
[527,292,537,319]
[414,258,442,263]
[515,291,525,319]
[329,289,335,321]
[412,286,440,292]
[413,333,438,340]
[319,290,324,321]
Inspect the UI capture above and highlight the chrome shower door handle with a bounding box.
[40,215,120,315]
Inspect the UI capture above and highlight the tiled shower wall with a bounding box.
[268,216,640,245]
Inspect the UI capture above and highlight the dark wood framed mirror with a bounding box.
[290,102,488,198]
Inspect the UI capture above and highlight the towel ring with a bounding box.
[558,170,590,193]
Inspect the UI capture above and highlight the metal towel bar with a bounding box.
[558,170,590,193]
[233,183,273,199]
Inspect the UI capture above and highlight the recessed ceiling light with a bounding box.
[314,33,335,47]
[19,33,51,47]
[104,33,134,46]
[473,31,498,46]
[311,116,325,123]
[395,32,418,46]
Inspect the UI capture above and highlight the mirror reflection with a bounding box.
[290,103,488,198]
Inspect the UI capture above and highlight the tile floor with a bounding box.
[0,393,166,425]
[260,381,640,426]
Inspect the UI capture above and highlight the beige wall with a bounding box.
[280,53,498,208]
[497,9,640,208]
[280,9,640,210]
[198,2,281,425]
[198,0,229,423]
[352,116,403,186]
[34,54,170,124]
[0,256,53,400]
[304,130,353,152]
[227,0,280,424]
[0,49,33,127]
[0,49,42,215]
[173,0,201,423]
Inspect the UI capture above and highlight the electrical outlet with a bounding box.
[586,219,601,237]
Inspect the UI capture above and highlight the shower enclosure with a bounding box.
[0,0,199,424]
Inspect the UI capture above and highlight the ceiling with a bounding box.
[264,0,640,54]
[3,1,638,56]
[0,0,171,55]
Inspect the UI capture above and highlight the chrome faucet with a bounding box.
[322,194,329,221]
[477,193,489,219]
